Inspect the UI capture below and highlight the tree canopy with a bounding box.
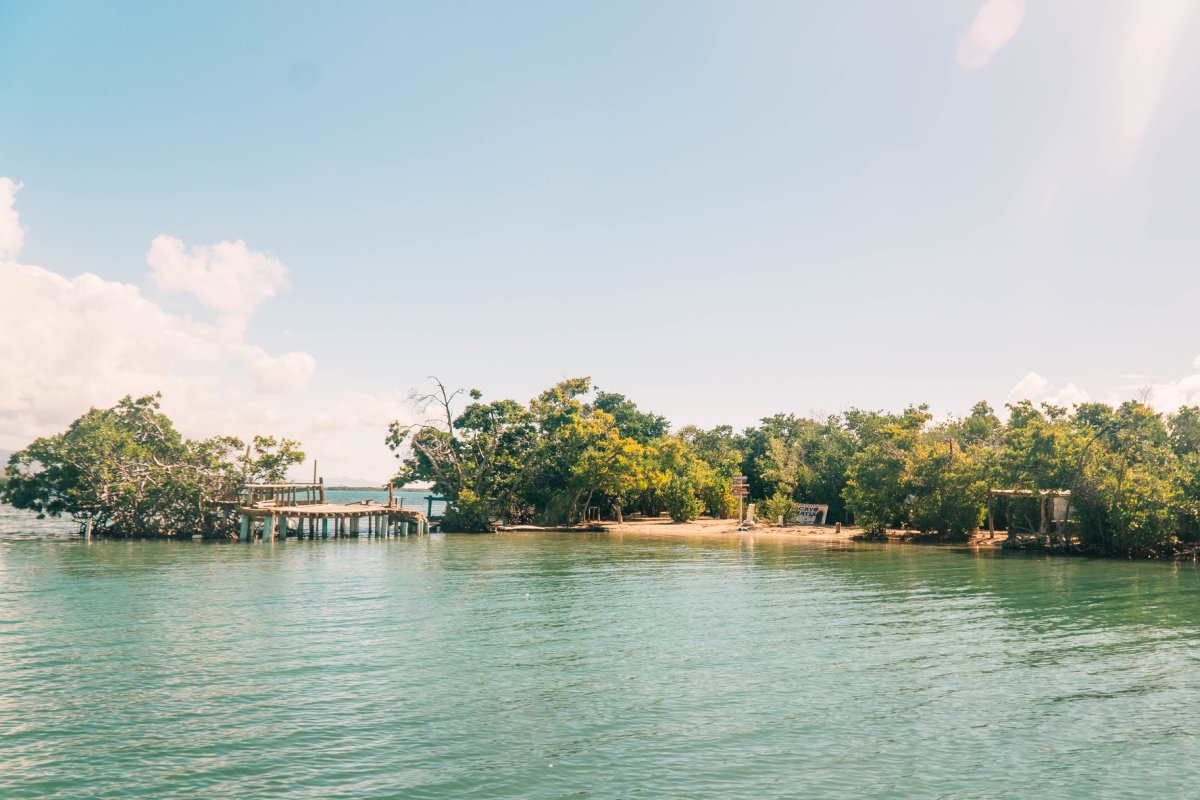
[8,382,1200,559]
[2,394,304,538]
[388,379,1200,556]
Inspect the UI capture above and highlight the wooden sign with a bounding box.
[792,503,829,525]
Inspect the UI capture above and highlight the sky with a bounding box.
[2,0,1199,482]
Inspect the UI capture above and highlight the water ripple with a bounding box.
[3,527,1200,797]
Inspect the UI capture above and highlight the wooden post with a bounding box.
[322,518,329,537]
[987,490,995,539]
[84,517,93,540]
[388,482,394,508]
[401,521,409,537]
[319,477,325,504]
[264,513,276,541]
[240,515,250,541]
[1040,496,1049,546]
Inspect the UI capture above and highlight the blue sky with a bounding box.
[2,0,1199,480]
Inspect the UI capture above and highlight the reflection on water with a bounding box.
[3,511,1200,798]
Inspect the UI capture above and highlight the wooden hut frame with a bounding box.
[986,488,1072,543]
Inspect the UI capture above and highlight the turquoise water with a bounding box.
[324,489,445,516]
[3,512,1200,798]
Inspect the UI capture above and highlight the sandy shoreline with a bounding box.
[498,516,1008,547]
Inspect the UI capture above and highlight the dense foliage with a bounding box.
[390,379,1200,557]
[8,382,1200,559]
[2,394,304,538]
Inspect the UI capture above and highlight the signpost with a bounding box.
[731,475,749,525]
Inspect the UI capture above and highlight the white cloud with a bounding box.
[0,260,223,442]
[1104,0,1199,169]
[247,351,317,394]
[1006,371,1048,403]
[956,0,1025,70]
[1135,374,1200,412]
[147,235,289,319]
[0,178,25,261]
[0,179,427,481]
[1006,371,1089,409]
[1044,382,1089,408]
[0,180,411,474]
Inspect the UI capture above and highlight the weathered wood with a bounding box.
[233,492,428,542]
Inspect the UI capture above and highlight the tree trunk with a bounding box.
[582,488,595,524]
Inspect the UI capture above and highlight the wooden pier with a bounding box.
[236,481,430,541]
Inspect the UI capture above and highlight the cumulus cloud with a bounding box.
[956,0,1025,70]
[1132,364,1200,412]
[1006,371,1049,403]
[147,235,289,318]
[1013,359,1200,416]
[1044,382,1089,408]
[1104,0,1199,169]
[247,351,317,394]
[0,177,421,480]
[1006,371,1090,408]
[0,178,25,261]
[0,178,329,455]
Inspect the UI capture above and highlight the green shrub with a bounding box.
[441,489,494,532]
[665,474,701,522]
[758,490,798,525]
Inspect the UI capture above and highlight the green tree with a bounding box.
[387,379,536,530]
[842,406,931,533]
[907,436,986,537]
[592,391,669,443]
[2,394,303,538]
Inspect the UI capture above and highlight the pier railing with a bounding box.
[241,482,325,507]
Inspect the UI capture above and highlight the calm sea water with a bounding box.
[325,489,446,516]
[3,505,1200,798]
